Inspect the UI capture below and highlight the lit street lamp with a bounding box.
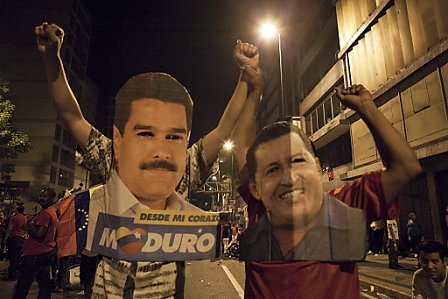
[223,141,235,210]
[261,22,285,120]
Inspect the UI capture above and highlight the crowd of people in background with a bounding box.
[221,224,243,258]
[366,211,426,261]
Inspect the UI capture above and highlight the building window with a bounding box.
[52,145,59,163]
[58,169,74,189]
[50,166,57,184]
[54,124,61,142]
[62,129,76,149]
[305,82,344,135]
[316,132,352,169]
[60,149,75,168]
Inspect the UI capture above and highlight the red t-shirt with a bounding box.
[8,213,28,238]
[238,170,398,299]
[23,206,57,256]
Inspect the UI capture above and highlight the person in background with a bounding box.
[79,250,99,299]
[0,209,6,260]
[445,206,448,247]
[412,240,448,299]
[408,211,424,256]
[11,188,58,299]
[387,219,402,269]
[221,224,231,255]
[3,205,27,281]
[368,220,385,255]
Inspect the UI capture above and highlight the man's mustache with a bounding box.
[140,160,177,172]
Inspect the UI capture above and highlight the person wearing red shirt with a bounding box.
[11,188,58,299]
[231,82,422,298]
[3,205,27,280]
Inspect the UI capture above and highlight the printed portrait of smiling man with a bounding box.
[239,122,367,261]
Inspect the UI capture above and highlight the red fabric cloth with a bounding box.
[58,194,78,258]
[8,213,27,238]
[58,188,98,258]
[327,171,399,221]
[239,170,398,299]
[23,206,57,256]
[245,261,359,299]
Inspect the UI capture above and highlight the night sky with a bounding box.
[83,0,281,144]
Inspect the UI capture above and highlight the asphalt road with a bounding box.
[0,257,403,298]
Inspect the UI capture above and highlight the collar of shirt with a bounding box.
[105,170,185,216]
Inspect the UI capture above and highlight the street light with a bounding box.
[223,141,234,211]
[223,140,233,151]
[261,22,285,120]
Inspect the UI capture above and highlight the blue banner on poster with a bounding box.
[91,210,223,261]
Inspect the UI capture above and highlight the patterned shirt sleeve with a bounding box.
[79,127,113,184]
[176,138,219,201]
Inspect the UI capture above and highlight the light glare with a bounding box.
[261,23,277,38]
[224,141,233,151]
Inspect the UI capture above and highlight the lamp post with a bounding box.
[261,23,285,120]
[223,141,234,211]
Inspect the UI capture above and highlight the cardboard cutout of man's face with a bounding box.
[249,132,323,230]
[113,98,188,207]
[241,128,367,262]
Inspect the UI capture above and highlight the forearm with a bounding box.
[357,101,422,201]
[231,85,260,178]
[43,55,90,150]
[25,225,45,241]
[201,73,248,163]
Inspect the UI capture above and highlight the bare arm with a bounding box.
[35,22,91,151]
[231,66,264,181]
[335,85,422,206]
[21,222,47,242]
[201,40,259,164]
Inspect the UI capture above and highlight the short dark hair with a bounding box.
[16,205,25,213]
[246,121,315,181]
[114,72,193,134]
[42,188,56,200]
[418,240,448,260]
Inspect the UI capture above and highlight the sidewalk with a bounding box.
[359,253,418,299]
[0,259,84,298]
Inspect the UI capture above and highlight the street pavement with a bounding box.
[359,253,417,299]
[0,253,416,298]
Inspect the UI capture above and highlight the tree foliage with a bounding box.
[0,77,32,180]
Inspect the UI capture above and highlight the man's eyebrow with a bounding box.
[262,161,278,169]
[133,124,187,134]
[133,124,154,130]
[170,128,188,134]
